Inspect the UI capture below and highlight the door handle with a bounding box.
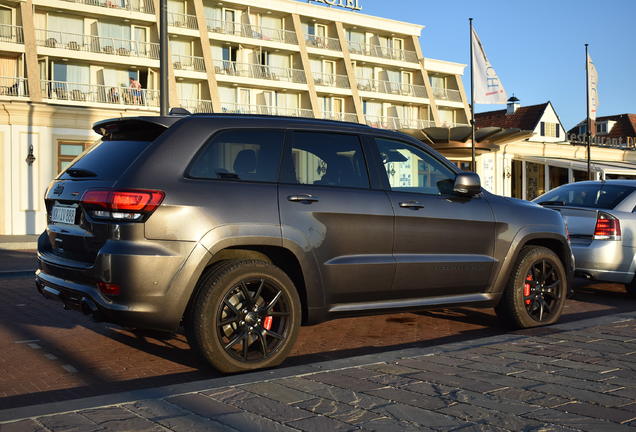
[288,194,319,203]
[399,201,424,209]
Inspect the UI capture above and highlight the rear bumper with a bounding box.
[571,240,634,284]
[36,232,195,331]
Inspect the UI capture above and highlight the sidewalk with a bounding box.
[0,235,37,251]
[1,312,634,431]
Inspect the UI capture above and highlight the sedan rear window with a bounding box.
[536,184,635,209]
[58,140,152,181]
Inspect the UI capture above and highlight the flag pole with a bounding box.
[469,18,476,172]
[585,43,591,180]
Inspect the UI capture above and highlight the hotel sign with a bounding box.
[308,0,362,11]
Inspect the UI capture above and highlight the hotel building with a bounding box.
[0,0,471,235]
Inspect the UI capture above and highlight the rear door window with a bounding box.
[537,184,636,209]
[188,129,283,182]
[281,131,369,189]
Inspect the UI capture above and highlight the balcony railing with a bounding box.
[305,34,340,51]
[0,76,28,96]
[59,0,154,14]
[168,12,198,30]
[321,111,358,123]
[220,102,313,118]
[179,98,214,113]
[348,41,418,63]
[365,115,433,130]
[312,72,349,89]
[431,87,462,102]
[357,78,426,98]
[206,19,297,44]
[0,24,24,44]
[41,80,159,107]
[214,60,306,84]
[172,54,205,72]
[35,29,160,59]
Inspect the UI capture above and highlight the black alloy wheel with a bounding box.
[522,258,562,322]
[217,278,291,363]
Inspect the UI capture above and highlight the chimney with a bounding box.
[506,95,520,115]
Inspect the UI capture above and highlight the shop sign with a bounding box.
[308,0,362,11]
[568,133,636,149]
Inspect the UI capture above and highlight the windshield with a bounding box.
[535,184,635,209]
[57,140,152,181]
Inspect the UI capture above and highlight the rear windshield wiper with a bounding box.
[65,168,97,177]
[538,200,566,206]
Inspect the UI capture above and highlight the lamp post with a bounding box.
[159,0,168,116]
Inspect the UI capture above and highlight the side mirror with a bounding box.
[453,172,481,196]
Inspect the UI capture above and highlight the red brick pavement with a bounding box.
[0,274,633,410]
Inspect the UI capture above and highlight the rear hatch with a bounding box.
[43,118,175,264]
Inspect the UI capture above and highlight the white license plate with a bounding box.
[51,205,76,224]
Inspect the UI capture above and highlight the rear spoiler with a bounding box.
[92,116,184,141]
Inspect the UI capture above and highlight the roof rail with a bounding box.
[189,112,370,128]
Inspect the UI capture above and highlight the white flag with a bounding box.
[587,53,599,121]
[471,27,508,104]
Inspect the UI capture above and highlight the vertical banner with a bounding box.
[587,53,598,127]
[471,27,508,104]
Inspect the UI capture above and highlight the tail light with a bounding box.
[593,212,621,240]
[98,281,121,296]
[81,189,164,221]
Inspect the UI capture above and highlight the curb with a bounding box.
[0,243,37,251]
[1,310,634,424]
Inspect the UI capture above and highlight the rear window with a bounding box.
[58,140,152,180]
[536,184,635,209]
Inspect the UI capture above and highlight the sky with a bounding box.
[300,0,635,130]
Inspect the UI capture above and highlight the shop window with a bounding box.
[511,160,523,199]
[526,162,545,200]
[57,141,93,173]
[549,166,569,190]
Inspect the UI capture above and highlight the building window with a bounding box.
[540,122,559,138]
[596,122,608,134]
[57,141,92,173]
[526,162,545,200]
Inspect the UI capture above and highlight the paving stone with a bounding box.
[166,393,241,417]
[492,387,570,408]
[439,402,546,431]
[126,399,231,432]
[242,381,314,404]
[306,371,384,392]
[335,366,383,380]
[519,370,621,393]
[361,363,422,376]
[125,399,189,420]
[529,383,632,407]
[363,387,450,411]
[279,377,391,412]
[444,389,538,415]
[78,407,165,432]
[293,397,383,425]
[78,407,137,424]
[522,408,635,432]
[413,354,473,367]
[554,401,636,424]
[0,420,49,432]
[37,413,99,432]
[215,411,298,432]
[286,415,356,432]
[553,367,616,382]
[449,424,509,432]
[232,393,313,422]
[365,373,418,387]
[454,369,540,388]
[401,381,455,397]
[202,387,258,405]
[380,402,467,430]
[407,371,505,394]
[358,417,433,432]
[395,358,462,375]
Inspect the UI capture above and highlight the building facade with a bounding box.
[0,0,473,234]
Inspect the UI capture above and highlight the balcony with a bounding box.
[220,101,313,118]
[312,72,349,89]
[348,41,418,63]
[179,98,213,113]
[168,12,198,30]
[365,115,433,130]
[0,24,24,44]
[41,80,159,108]
[214,60,306,84]
[35,29,160,59]
[321,111,358,123]
[172,54,205,72]
[431,87,462,102]
[305,34,340,51]
[0,76,28,96]
[357,78,426,98]
[59,0,154,14]
[206,19,297,45]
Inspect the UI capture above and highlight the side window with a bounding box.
[286,131,369,189]
[376,138,455,195]
[188,129,283,182]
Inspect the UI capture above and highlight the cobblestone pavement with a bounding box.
[1,311,635,431]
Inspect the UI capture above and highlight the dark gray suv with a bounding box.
[37,114,573,373]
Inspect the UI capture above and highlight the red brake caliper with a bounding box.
[524,274,532,305]
[263,315,273,330]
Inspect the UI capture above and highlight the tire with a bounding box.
[184,260,301,373]
[495,246,567,329]
[626,278,636,297]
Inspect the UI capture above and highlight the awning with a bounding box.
[521,156,636,176]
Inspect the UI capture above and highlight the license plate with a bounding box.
[51,205,76,224]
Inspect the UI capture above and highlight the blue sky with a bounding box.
[300,0,635,130]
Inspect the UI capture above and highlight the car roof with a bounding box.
[557,180,636,187]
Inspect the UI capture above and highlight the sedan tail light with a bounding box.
[81,189,165,221]
[593,212,621,240]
